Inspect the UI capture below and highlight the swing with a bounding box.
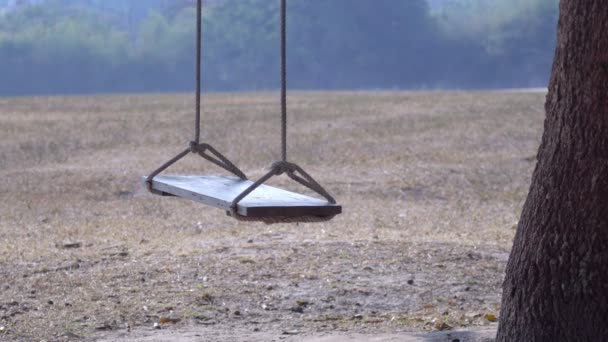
[144,0,341,223]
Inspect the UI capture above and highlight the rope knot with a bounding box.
[189,141,208,153]
[271,161,295,175]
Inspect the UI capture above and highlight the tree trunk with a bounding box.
[497,1,608,341]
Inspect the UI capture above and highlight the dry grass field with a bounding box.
[0,91,545,341]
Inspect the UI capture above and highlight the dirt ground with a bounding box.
[100,327,498,342]
[0,91,545,341]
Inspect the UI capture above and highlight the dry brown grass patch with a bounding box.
[0,91,544,340]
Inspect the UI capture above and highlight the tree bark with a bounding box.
[497,1,608,341]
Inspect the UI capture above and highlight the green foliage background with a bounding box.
[0,0,559,95]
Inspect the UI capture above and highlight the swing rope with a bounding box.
[145,0,247,194]
[281,0,287,163]
[228,0,336,222]
[195,0,202,145]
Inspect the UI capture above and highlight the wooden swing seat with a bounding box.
[144,1,340,223]
[148,175,342,218]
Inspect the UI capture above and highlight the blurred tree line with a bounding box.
[0,0,558,96]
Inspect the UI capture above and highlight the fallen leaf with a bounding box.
[485,314,498,322]
[159,316,181,324]
[434,321,453,331]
